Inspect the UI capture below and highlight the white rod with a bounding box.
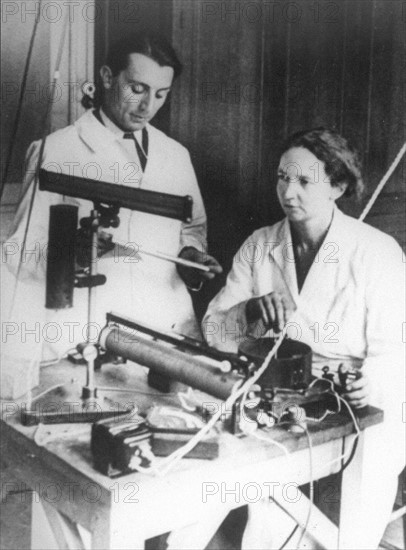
[359,142,406,221]
[114,242,212,273]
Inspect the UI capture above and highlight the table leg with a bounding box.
[338,432,365,549]
[31,493,86,549]
[90,509,145,550]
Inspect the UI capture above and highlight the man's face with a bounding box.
[100,53,174,132]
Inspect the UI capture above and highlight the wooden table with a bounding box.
[0,360,383,550]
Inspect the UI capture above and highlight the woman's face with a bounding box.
[277,147,343,224]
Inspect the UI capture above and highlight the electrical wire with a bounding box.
[251,430,292,463]
[279,525,299,550]
[340,435,359,474]
[155,330,288,476]
[28,384,66,408]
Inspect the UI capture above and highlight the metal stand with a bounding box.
[22,209,132,426]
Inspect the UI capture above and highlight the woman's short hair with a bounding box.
[280,128,364,198]
[82,31,182,109]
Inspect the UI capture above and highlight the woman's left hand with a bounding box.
[342,372,371,409]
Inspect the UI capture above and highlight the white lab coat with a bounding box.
[202,207,405,549]
[3,110,207,365]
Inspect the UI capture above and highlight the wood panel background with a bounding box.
[166,0,405,310]
[171,1,404,238]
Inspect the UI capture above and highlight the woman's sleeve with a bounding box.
[362,236,405,428]
[202,235,258,352]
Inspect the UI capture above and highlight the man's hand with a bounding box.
[245,291,296,332]
[76,228,115,267]
[177,247,222,290]
[342,372,370,409]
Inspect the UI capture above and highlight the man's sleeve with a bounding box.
[3,141,56,281]
[178,151,207,253]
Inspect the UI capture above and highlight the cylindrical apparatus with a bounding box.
[46,204,78,309]
[239,338,312,390]
[100,326,244,400]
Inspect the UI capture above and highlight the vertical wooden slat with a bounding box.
[338,1,349,133]
[283,22,292,139]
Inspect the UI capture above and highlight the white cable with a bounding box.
[251,430,292,464]
[27,383,65,408]
[155,330,288,476]
[336,394,361,437]
[359,142,406,221]
[308,377,342,413]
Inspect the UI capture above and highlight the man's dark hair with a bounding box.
[280,127,364,199]
[106,32,182,78]
[82,31,182,109]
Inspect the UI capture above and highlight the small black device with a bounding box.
[238,338,312,392]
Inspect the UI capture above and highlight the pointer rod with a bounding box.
[114,241,212,272]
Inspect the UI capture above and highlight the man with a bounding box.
[3,32,221,372]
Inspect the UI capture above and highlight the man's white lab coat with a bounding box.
[3,110,207,365]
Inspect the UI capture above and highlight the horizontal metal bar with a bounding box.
[39,169,193,223]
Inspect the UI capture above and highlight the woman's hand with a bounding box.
[245,291,296,332]
[342,372,371,409]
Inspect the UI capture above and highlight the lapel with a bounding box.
[76,111,144,184]
[270,219,300,302]
[267,207,348,308]
[296,206,344,303]
[76,110,119,156]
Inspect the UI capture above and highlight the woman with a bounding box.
[203,128,405,549]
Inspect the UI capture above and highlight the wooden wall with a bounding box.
[1,0,94,243]
[1,2,50,188]
[170,0,405,280]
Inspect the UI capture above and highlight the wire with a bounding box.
[27,384,66,408]
[340,435,359,473]
[336,394,361,437]
[305,409,334,423]
[335,394,361,473]
[251,430,292,464]
[279,525,299,550]
[155,330,288,475]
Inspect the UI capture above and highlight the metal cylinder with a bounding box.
[100,326,244,400]
[46,204,78,309]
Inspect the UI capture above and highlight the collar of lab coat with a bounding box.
[271,205,346,303]
[74,109,150,157]
[99,108,143,143]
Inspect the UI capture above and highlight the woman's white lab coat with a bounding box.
[203,207,405,549]
[3,110,207,363]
